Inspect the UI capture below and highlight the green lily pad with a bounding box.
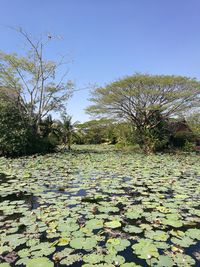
[145,230,169,241]
[104,220,121,228]
[123,225,143,234]
[106,238,130,252]
[26,257,53,267]
[86,219,104,230]
[70,237,97,250]
[83,253,104,264]
[185,228,200,240]
[171,236,196,248]
[60,253,82,265]
[125,207,143,219]
[148,255,174,267]
[172,253,196,267]
[132,239,159,259]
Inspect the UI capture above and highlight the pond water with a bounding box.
[0,146,200,266]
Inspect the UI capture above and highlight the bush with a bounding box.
[183,141,195,152]
[170,131,196,148]
[0,101,30,156]
[0,100,56,157]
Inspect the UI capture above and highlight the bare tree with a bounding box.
[0,27,73,133]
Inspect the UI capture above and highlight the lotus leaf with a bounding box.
[70,237,97,250]
[125,207,143,219]
[171,236,196,247]
[106,238,130,252]
[85,219,104,230]
[123,225,143,234]
[98,206,119,213]
[29,242,55,257]
[26,257,53,267]
[60,253,82,265]
[170,229,185,238]
[148,255,174,267]
[18,248,30,258]
[58,220,79,232]
[145,230,169,241]
[185,228,200,240]
[83,253,104,264]
[104,220,121,229]
[53,248,74,261]
[104,254,125,264]
[57,237,70,246]
[162,218,183,228]
[132,239,159,259]
[172,253,196,267]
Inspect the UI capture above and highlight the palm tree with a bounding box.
[57,115,79,150]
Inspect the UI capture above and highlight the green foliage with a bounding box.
[0,98,56,157]
[76,119,113,144]
[187,112,200,136]
[55,114,79,150]
[87,73,200,152]
[0,99,30,156]
[170,131,196,149]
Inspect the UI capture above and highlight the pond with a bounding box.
[0,145,200,267]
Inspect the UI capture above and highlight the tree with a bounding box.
[76,119,113,144]
[86,73,200,151]
[56,115,79,150]
[0,97,30,156]
[0,28,73,133]
[187,113,200,137]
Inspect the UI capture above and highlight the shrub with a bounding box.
[0,100,30,156]
[0,100,56,157]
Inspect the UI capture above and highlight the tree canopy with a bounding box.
[86,73,200,133]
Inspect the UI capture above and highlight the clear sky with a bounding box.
[1,0,200,122]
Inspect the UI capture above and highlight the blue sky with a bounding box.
[1,0,200,122]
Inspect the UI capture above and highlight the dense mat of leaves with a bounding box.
[0,145,200,266]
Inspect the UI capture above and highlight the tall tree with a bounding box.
[86,74,200,150]
[57,115,79,150]
[0,28,73,133]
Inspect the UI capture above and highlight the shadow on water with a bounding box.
[0,172,39,210]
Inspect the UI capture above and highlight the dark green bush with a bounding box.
[0,100,56,157]
[170,131,196,148]
[0,101,30,156]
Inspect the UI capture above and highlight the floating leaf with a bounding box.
[145,230,169,241]
[104,220,121,229]
[123,225,143,234]
[83,253,104,264]
[86,219,104,230]
[60,253,82,265]
[132,239,159,259]
[26,257,53,267]
[70,237,97,250]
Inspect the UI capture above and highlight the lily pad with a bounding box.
[26,257,53,267]
[132,239,159,259]
[70,237,97,250]
[104,220,121,229]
